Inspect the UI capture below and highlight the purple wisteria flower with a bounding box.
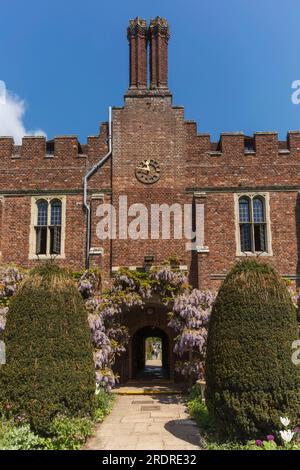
[0,267,23,300]
[0,267,24,334]
[78,270,101,298]
[169,289,216,380]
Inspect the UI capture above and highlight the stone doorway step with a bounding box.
[113,382,186,395]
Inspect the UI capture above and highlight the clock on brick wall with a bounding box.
[135,159,161,184]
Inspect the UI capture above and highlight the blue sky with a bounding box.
[1,0,300,142]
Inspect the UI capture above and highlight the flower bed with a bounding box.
[0,386,114,450]
[187,384,300,450]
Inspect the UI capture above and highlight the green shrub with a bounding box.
[204,440,300,451]
[205,259,300,440]
[0,263,96,435]
[0,421,44,450]
[0,416,94,450]
[187,385,211,430]
[94,387,114,423]
[48,415,93,450]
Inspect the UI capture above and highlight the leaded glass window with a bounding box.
[35,199,62,256]
[239,196,267,253]
[36,200,48,255]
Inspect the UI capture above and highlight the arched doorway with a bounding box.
[131,326,170,381]
[113,304,179,383]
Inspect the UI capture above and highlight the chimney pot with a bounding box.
[149,17,170,89]
[127,17,148,89]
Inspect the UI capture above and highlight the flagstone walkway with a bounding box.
[85,393,201,451]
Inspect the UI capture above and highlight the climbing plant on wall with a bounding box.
[0,267,24,334]
[169,289,216,381]
[86,263,217,388]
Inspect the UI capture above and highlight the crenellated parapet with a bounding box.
[2,122,300,164]
[0,122,109,163]
[184,120,300,161]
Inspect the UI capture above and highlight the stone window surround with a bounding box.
[234,192,273,257]
[29,195,66,260]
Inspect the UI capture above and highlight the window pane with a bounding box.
[240,224,252,251]
[50,226,61,255]
[36,226,47,255]
[239,198,250,223]
[253,198,265,223]
[51,200,62,226]
[254,224,266,252]
[37,200,48,226]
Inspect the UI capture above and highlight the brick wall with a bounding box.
[0,125,110,271]
[0,17,300,292]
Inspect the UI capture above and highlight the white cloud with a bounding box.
[0,81,46,144]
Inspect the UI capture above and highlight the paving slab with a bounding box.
[85,388,202,451]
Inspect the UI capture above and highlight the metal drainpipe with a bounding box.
[83,106,112,269]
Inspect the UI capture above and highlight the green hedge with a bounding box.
[205,259,300,440]
[0,264,96,435]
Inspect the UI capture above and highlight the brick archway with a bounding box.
[114,302,178,383]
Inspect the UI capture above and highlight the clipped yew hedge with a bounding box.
[0,264,96,435]
[205,259,300,440]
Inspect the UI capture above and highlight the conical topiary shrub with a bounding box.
[0,264,96,435]
[205,259,300,440]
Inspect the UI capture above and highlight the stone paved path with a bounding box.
[85,394,201,451]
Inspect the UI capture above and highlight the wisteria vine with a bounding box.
[0,267,24,333]
[86,265,217,387]
[169,289,216,380]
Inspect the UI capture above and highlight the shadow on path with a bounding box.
[165,419,200,446]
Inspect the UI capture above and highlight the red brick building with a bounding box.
[1,17,299,381]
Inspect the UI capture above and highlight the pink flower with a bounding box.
[294,427,300,433]
[267,435,275,441]
[255,440,263,447]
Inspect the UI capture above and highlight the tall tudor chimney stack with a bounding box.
[127,17,171,94]
[127,17,148,89]
[149,17,170,90]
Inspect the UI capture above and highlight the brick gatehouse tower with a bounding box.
[1,17,300,382]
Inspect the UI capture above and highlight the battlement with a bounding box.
[2,122,300,163]
[0,122,109,161]
[184,121,300,160]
